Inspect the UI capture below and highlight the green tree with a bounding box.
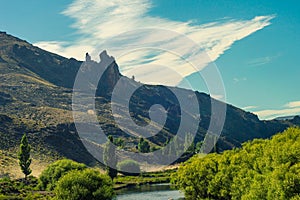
[103,135,118,179]
[38,159,86,191]
[195,141,203,153]
[184,133,195,153]
[18,133,32,179]
[138,138,150,153]
[114,138,125,149]
[54,169,115,200]
[172,127,300,200]
[171,153,219,200]
[117,159,140,176]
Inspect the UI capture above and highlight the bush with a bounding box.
[117,160,140,176]
[172,127,300,200]
[54,169,115,200]
[0,176,39,198]
[138,138,150,153]
[38,159,86,191]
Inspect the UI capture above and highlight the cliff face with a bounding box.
[94,50,121,97]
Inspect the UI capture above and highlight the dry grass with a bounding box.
[0,150,50,179]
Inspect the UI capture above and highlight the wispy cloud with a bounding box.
[254,100,300,120]
[233,77,247,83]
[246,54,281,67]
[254,108,300,120]
[243,105,258,110]
[211,94,224,100]
[285,101,300,108]
[247,56,272,67]
[34,0,274,87]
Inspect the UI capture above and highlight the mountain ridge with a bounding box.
[0,31,299,175]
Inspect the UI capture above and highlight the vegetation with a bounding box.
[2,32,300,199]
[138,138,150,153]
[0,176,49,199]
[113,138,125,149]
[0,159,116,199]
[1,32,300,171]
[38,159,86,191]
[117,160,141,176]
[54,169,115,200]
[18,134,32,179]
[103,135,118,180]
[172,127,300,200]
[114,169,175,188]
[3,127,299,199]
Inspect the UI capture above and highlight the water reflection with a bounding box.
[116,183,184,200]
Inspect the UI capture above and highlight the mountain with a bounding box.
[274,115,300,121]
[0,31,299,173]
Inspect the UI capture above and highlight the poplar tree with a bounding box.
[104,135,118,179]
[18,133,32,179]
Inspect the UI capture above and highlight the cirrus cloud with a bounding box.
[34,0,274,87]
[285,101,300,108]
[254,100,300,120]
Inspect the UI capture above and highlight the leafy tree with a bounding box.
[150,145,160,152]
[195,141,203,153]
[18,134,32,179]
[183,133,192,152]
[171,153,219,199]
[38,159,86,191]
[183,133,196,154]
[138,138,150,153]
[54,169,115,200]
[114,138,125,149]
[103,135,118,179]
[172,127,300,200]
[117,159,140,176]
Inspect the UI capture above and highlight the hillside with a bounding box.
[0,31,299,177]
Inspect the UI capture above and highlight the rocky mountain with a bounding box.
[0,31,299,168]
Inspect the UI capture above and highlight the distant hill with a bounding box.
[0,31,299,173]
[274,115,300,121]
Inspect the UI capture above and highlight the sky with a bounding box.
[0,0,299,120]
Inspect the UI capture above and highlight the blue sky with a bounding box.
[0,0,299,119]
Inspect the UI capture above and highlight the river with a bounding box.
[116,183,185,200]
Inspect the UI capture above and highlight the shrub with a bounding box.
[117,160,140,176]
[138,138,150,153]
[0,176,39,197]
[54,169,115,200]
[38,159,86,191]
[172,127,300,200]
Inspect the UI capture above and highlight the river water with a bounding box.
[116,183,185,200]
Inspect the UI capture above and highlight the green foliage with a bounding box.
[150,145,160,152]
[54,169,115,200]
[0,176,42,199]
[103,136,118,180]
[114,169,174,186]
[172,127,300,200]
[195,141,203,153]
[114,138,125,149]
[138,138,150,153]
[184,133,193,152]
[18,134,32,179]
[38,159,86,191]
[117,160,140,176]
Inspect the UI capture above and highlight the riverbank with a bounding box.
[0,165,177,199]
[114,169,176,190]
